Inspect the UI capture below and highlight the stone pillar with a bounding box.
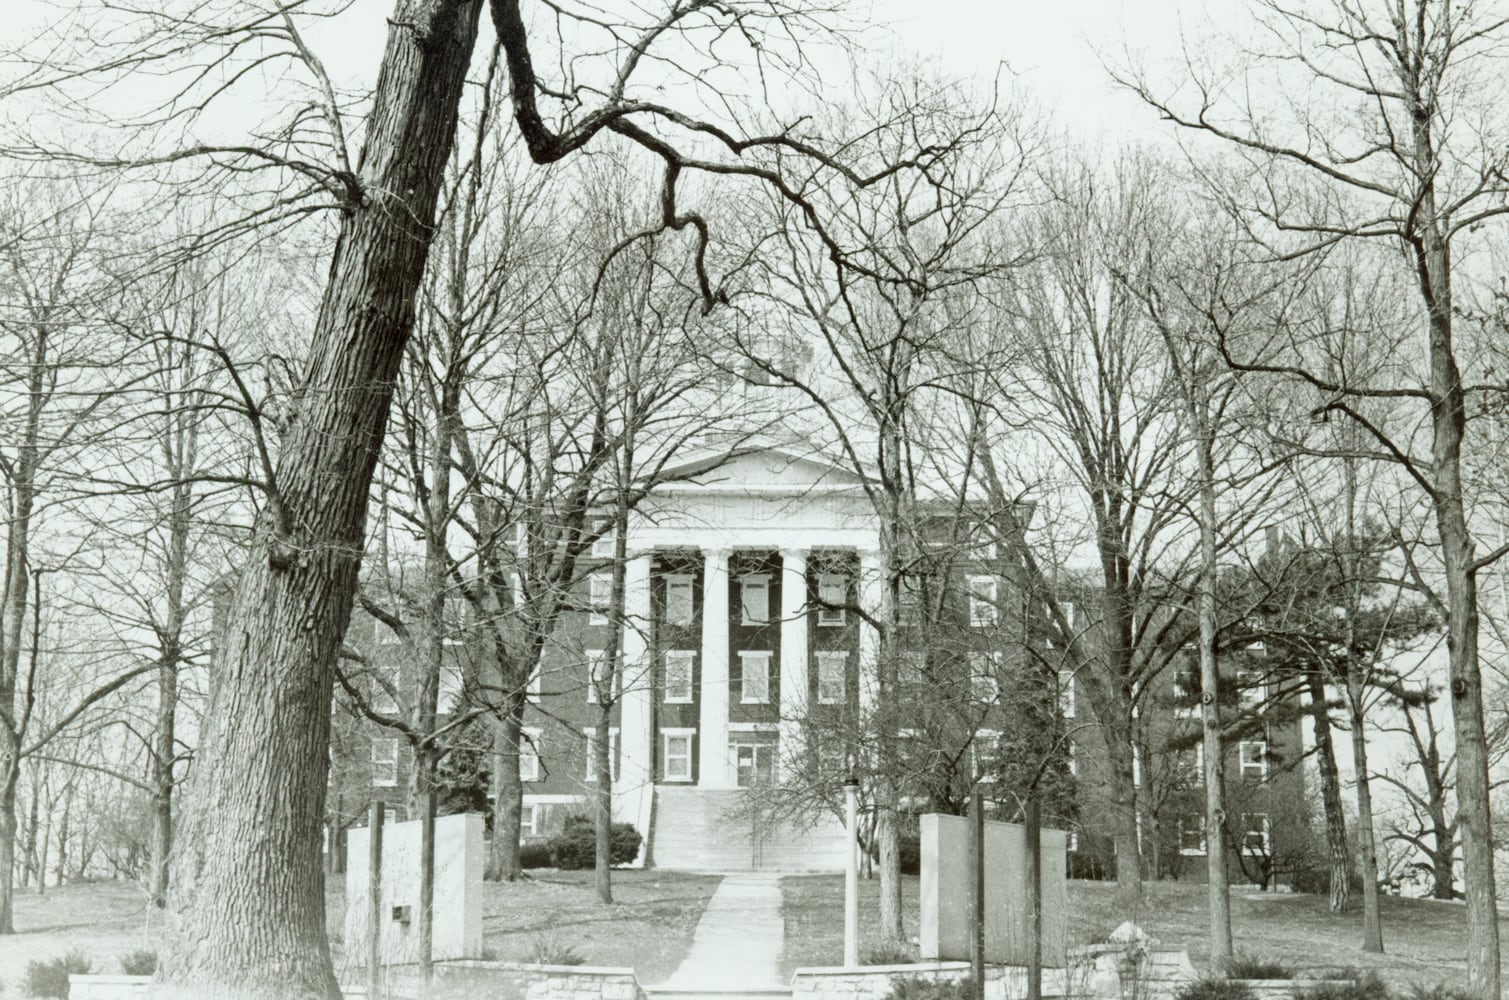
[617,552,654,837]
[698,547,732,787]
[858,547,884,716]
[778,548,809,783]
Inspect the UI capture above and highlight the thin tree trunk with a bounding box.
[1306,670,1351,913]
[160,3,483,993]
[1194,409,1231,969]
[1347,680,1383,953]
[487,707,524,881]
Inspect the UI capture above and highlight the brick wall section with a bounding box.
[428,960,645,1000]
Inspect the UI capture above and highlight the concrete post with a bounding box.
[699,547,732,786]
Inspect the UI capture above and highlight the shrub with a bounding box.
[519,841,552,869]
[1174,980,1257,1000]
[1227,954,1293,980]
[879,975,976,1000]
[1402,986,1477,1000]
[24,950,92,998]
[547,814,642,870]
[862,940,919,966]
[1298,974,1389,1000]
[118,949,158,976]
[1068,850,1113,881]
[526,930,585,967]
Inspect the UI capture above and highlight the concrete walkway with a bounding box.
[653,873,787,992]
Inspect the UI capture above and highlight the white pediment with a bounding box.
[654,443,871,495]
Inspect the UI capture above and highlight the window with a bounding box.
[817,574,847,626]
[1176,743,1205,780]
[519,803,542,842]
[591,519,614,558]
[527,665,542,703]
[968,576,998,627]
[438,662,462,710]
[1067,741,1077,776]
[510,572,523,609]
[739,651,772,704]
[1172,655,1198,719]
[974,729,1002,782]
[968,652,1000,703]
[1066,830,1079,852]
[1239,739,1269,780]
[589,574,611,625]
[1058,669,1076,718]
[900,651,928,685]
[1132,744,1141,788]
[663,730,694,782]
[1237,669,1265,710]
[974,520,998,559]
[586,649,606,704]
[371,738,399,788]
[372,667,399,714]
[1240,813,1272,854]
[817,651,848,704]
[520,728,542,782]
[1179,814,1206,855]
[740,574,770,625]
[584,727,620,782]
[664,575,694,626]
[664,650,695,703]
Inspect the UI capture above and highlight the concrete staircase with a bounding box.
[648,786,848,872]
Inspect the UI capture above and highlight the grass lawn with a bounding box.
[0,868,718,996]
[781,873,1509,992]
[328,867,721,986]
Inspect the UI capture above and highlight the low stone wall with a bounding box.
[427,959,644,1000]
[791,961,1068,1000]
[68,975,152,1000]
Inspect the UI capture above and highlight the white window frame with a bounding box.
[1240,812,1272,854]
[1132,743,1141,788]
[968,575,998,627]
[1067,741,1077,776]
[739,574,771,625]
[1058,669,1076,718]
[519,802,542,842]
[371,737,399,788]
[817,650,848,704]
[664,574,694,626]
[1173,653,1198,719]
[1179,814,1207,855]
[817,573,847,626]
[584,727,620,783]
[586,649,606,704]
[527,665,542,703]
[739,650,772,704]
[968,651,1000,703]
[520,727,542,782]
[974,728,1001,782]
[662,729,695,782]
[591,518,615,558]
[438,661,462,710]
[374,618,400,646]
[510,572,523,609]
[1239,739,1269,780]
[1178,742,1205,779]
[589,573,611,626]
[1238,668,1265,710]
[664,650,695,704]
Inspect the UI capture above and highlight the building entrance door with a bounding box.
[734,742,775,787]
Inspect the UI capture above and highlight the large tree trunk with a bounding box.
[159,3,482,994]
[1195,425,1231,968]
[1305,670,1351,913]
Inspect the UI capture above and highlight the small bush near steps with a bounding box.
[118,949,158,976]
[879,975,976,1000]
[1226,954,1293,980]
[1175,980,1256,1000]
[547,814,642,870]
[862,940,920,966]
[526,930,586,967]
[24,950,92,998]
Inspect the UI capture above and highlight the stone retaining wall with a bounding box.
[790,961,1069,1000]
[1232,980,1356,1000]
[427,959,645,1000]
[68,975,152,1000]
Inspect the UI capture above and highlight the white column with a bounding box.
[778,548,809,783]
[858,547,884,717]
[698,547,732,787]
[617,551,654,840]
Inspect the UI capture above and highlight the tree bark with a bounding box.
[487,705,524,881]
[1194,418,1231,968]
[159,3,482,994]
[1305,670,1351,913]
[1347,675,1383,954]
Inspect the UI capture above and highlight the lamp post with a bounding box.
[843,775,860,969]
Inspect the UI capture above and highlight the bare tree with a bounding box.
[1123,2,1509,989]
